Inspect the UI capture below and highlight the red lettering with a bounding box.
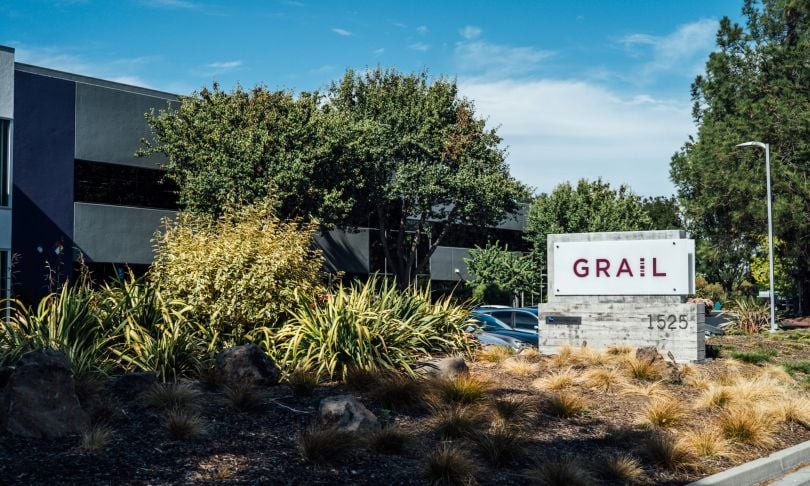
[596,258,610,277]
[616,258,633,277]
[573,258,589,277]
[653,257,667,277]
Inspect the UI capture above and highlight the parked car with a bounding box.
[464,323,528,351]
[468,308,538,347]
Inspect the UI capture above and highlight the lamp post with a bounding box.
[736,141,777,332]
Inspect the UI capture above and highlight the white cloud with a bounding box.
[416,25,428,35]
[331,28,352,36]
[454,40,553,78]
[460,79,693,196]
[373,47,385,55]
[205,60,242,70]
[459,25,482,40]
[620,19,717,76]
[14,45,154,88]
[408,42,430,52]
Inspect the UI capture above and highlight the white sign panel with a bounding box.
[553,239,694,296]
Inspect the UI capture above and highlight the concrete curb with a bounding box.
[688,439,810,486]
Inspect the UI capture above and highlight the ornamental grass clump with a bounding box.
[641,397,686,429]
[544,391,588,418]
[591,453,645,485]
[524,457,593,486]
[424,443,478,486]
[298,427,360,464]
[679,428,735,459]
[477,345,515,363]
[278,276,472,379]
[718,406,776,447]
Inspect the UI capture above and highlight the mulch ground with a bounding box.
[1,332,809,485]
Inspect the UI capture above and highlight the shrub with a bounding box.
[477,345,515,363]
[275,276,472,379]
[544,391,588,418]
[424,443,477,486]
[524,457,593,486]
[151,201,323,344]
[0,282,117,377]
[641,397,685,428]
[592,453,645,484]
[165,409,206,440]
[729,298,769,334]
[298,426,359,464]
[783,360,810,376]
[718,406,776,446]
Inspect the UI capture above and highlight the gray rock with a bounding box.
[0,349,89,438]
[216,344,280,387]
[635,346,661,365]
[111,372,158,401]
[319,395,379,432]
[416,356,469,380]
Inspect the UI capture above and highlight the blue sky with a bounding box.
[2,0,744,196]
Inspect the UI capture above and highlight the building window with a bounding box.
[74,160,179,210]
[0,119,9,207]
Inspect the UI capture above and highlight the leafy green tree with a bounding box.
[464,243,540,305]
[750,236,794,295]
[642,196,683,230]
[670,0,810,311]
[141,84,360,225]
[524,178,653,267]
[328,68,529,289]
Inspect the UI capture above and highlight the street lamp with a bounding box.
[736,141,777,332]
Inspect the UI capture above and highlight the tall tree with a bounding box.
[141,84,360,225]
[670,0,810,310]
[524,178,653,268]
[328,68,529,289]
[464,243,541,305]
[642,196,683,230]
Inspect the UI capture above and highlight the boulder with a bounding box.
[0,349,89,438]
[635,346,662,365]
[415,357,469,380]
[111,372,158,401]
[319,395,379,432]
[216,344,280,387]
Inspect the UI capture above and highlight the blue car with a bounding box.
[469,307,539,347]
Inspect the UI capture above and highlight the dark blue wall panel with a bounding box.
[12,71,75,301]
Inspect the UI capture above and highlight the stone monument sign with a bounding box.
[539,230,705,362]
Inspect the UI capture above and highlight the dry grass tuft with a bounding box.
[575,346,608,366]
[728,376,785,403]
[641,431,694,471]
[367,426,410,455]
[759,365,795,385]
[698,385,734,409]
[431,405,488,439]
[81,424,112,453]
[424,443,478,486]
[223,381,265,412]
[491,396,536,429]
[532,369,577,391]
[478,345,516,364]
[470,430,525,466]
[775,396,810,428]
[502,357,542,377]
[582,368,623,392]
[592,453,645,484]
[549,345,580,369]
[684,373,711,391]
[428,374,489,406]
[718,406,776,447]
[606,345,634,356]
[143,382,201,411]
[620,381,669,399]
[544,391,588,418]
[641,397,686,428]
[524,457,593,486]
[165,409,206,440]
[343,366,380,392]
[679,428,735,459]
[518,348,543,363]
[286,367,319,397]
[623,356,663,381]
[298,426,359,464]
[372,373,426,411]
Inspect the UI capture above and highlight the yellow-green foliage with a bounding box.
[275,276,473,379]
[151,201,323,342]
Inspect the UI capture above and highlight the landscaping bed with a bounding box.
[1,336,809,485]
